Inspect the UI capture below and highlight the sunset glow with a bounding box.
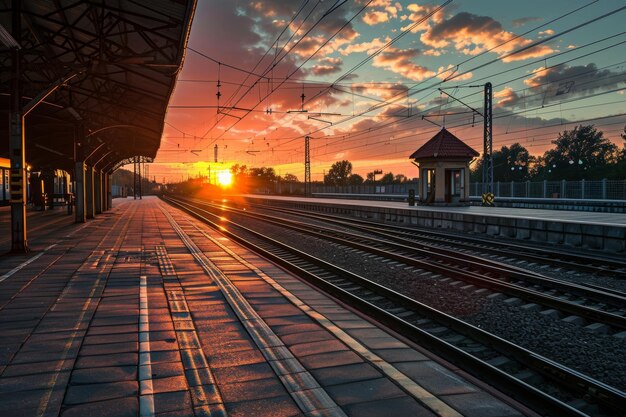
[217,170,233,188]
[141,1,625,182]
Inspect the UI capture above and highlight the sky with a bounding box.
[146,0,626,182]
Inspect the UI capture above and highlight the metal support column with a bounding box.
[2,168,6,202]
[9,0,28,252]
[75,161,86,223]
[86,166,95,219]
[94,170,102,214]
[107,173,113,209]
[102,172,108,211]
[304,136,311,197]
[482,82,493,195]
[133,157,142,199]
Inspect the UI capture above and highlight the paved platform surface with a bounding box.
[242,195,626,226]
[0,206,75,253]
[0,197,527,417]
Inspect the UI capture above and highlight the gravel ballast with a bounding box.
[218,205,626,391]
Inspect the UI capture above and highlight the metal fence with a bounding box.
[311,183,418,195]
[471,179,626,200]
[308,180,626,200]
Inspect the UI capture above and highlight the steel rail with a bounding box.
[163,195,626,417]
[244,200,626,277]
[184,197,626,330]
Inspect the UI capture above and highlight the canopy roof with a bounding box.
[0,0,196,173]
[409,128,479,161]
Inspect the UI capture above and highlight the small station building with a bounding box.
[410,128,479,205]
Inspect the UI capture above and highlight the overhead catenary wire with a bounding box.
[258,0,613,148]
[196,0,376,148]
[158,1,625,173]
[290,6,626,145]
[271,45,626,150]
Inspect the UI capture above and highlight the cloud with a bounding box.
[420,12,554,62]
[496,63,626,109]
[318,57,343,65]
[511,16,541,27]
[494,87,521,107]
[538,29,554,37]
[400,3,446,34]
[308,57,344,75]
[372,47,435,81]
[423,49,443,56]
[363,11,390,25]
[310,64,342,76]
[250,1,362,58]
[524,64,626,91]
[339,37,390,56]
[362,2,402,25]
[437,64,472,81]
[386,5,400,18]
[352,82,409,100]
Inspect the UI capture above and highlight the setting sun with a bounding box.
[217,170,233,187]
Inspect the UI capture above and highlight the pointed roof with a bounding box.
[409,128,479,160]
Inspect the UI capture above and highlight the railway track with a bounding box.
[243,200,626,279]
[163,195,626,417]
[184,197,626,333]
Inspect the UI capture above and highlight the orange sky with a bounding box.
[135,1,626,182]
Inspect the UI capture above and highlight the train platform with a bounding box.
[0,205,77,254]
[0,197,527,417]
[241,195,626,253]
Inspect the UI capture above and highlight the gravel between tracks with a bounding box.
[225,209,626,391]
[252,205,626,294]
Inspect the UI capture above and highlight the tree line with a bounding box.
[322,160,410,186]
[470,125,626,182]
[320,124,626,186]
[167,124,626,193]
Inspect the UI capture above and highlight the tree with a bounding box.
[365,169,382,184]
[324,160,352,186]
[282,173,298,182]
[471,143,533,182]
[611,126,626,179]
[497,143,534,182]
[394,174,408,183]
[380,172,395,184]
[249,167,277,192]
[620,126,626,160]
[348,174,364,185]
[541,124,618,180]
[249,167,276,181]
[229,164,249,191]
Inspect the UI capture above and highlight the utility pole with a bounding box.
[482,82,493,195]
[214,144,218,163]
[304,136,311,197]
[439,83,494,204]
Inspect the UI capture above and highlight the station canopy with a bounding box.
[0,0,196,173]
